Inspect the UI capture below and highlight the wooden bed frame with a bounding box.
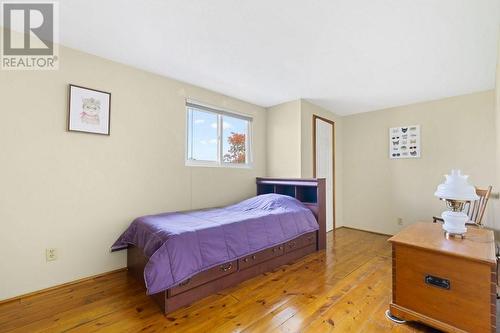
[127,178,326,314]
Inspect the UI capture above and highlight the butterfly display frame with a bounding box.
[389,125,420,159]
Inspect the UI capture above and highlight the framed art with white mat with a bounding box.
[389,125,420,159]
[68,84,111,135]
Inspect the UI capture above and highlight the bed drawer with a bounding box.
[168,260,236,296]
[239,245,284,270]
[285,232,316,253]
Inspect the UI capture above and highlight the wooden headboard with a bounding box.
[256,178,326,250]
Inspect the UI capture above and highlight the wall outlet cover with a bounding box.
[46,248,57,262]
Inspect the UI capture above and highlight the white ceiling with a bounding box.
[58,0,500,115]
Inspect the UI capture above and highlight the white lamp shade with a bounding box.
[434,169,479,201]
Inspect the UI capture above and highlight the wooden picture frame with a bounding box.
[68,84,111,135]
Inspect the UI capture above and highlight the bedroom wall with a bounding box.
[342,91,497,235]
[0,44,267,300]
[266,100,302,177]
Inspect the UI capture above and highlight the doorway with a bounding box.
[313,115,335,232]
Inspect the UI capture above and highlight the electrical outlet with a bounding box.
[397,217,403,226]
[46,248,57,262]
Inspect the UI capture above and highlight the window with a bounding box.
[186,101,252,167]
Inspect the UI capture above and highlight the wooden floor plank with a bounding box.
[0,228,484,332]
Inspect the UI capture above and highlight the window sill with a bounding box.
[185,160,253,169]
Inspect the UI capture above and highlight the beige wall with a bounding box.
[342,91,497,235]
[300,100,343,228]
[266,100,302,177]
[0,45,266,300]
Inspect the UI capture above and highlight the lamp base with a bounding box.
[441,211,468,236]
[444,231,466,240]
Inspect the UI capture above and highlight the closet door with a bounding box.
[315,117,334,232]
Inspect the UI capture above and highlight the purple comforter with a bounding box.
[112,194,318,294]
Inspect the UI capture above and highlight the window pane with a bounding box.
[222,115,248,164]
[187,108,218,162]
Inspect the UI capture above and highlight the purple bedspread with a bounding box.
[112,194,318,294]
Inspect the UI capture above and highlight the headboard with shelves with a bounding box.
[256,178,326,250]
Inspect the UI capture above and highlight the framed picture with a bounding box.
[389,125,421,159]
[68,84,111,135]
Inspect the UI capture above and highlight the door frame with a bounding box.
[312,114,336,232]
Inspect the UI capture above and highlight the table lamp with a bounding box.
[434,169,479,237]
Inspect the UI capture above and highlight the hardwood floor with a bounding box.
[0,228,452,332]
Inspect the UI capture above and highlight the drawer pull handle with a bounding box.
[220,263,233,272]
[252,255,257,260]
[178,278,191,287]
[279,246,283,250]
[243,258,249,263]
[425,275,450,290]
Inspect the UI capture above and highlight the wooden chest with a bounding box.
[389,222,496,333]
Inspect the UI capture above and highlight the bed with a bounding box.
[112,178,326,314]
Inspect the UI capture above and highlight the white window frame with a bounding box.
[185,100,253,168]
